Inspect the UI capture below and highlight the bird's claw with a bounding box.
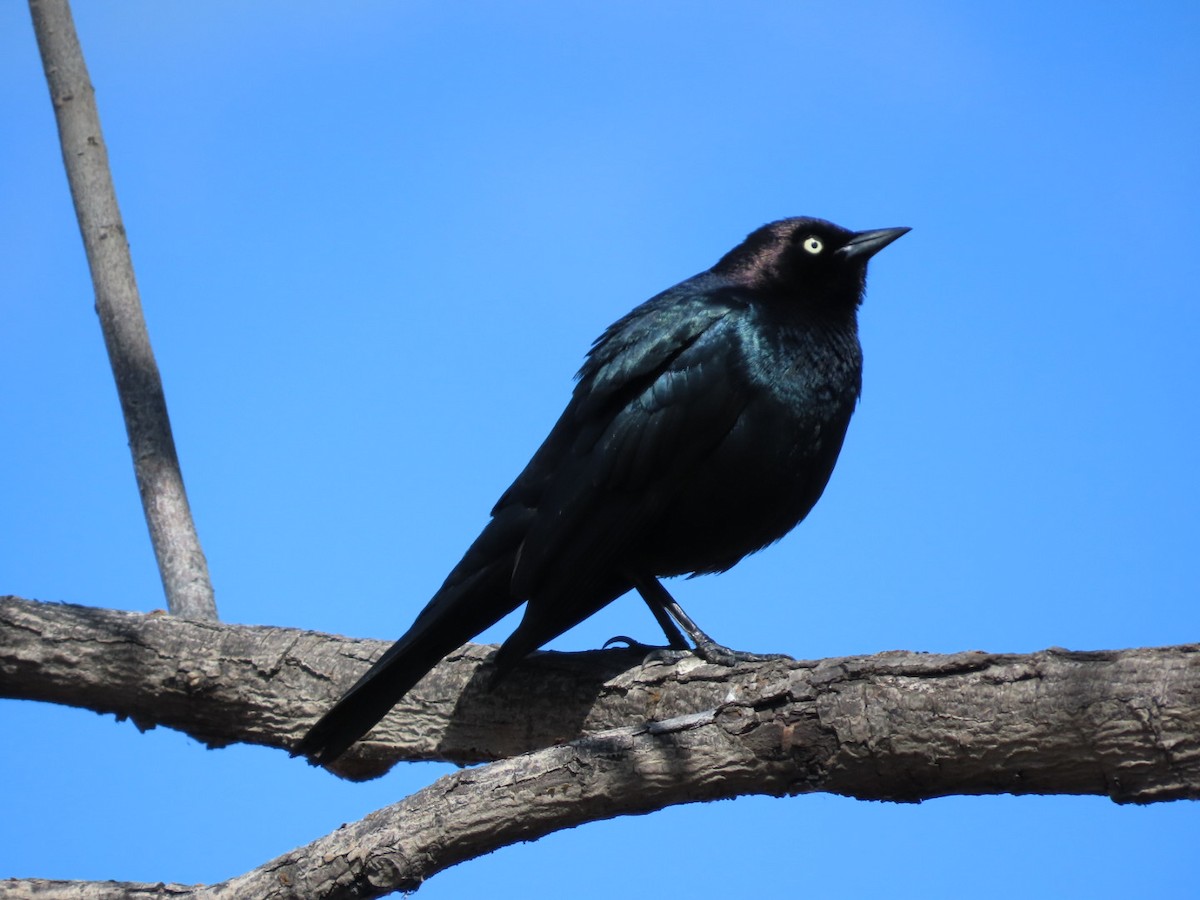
[641,647,694,666]
[603,635,653,651]
[607,634,786,668]
[692,640,787,667]
[602,635,693,666]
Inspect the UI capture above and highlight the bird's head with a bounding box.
[713,217,909,312]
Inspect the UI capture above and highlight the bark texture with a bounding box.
[1,593,1198,899]
[3,595,1198,795]
[3,592,1199,897]
[28,0,216,620]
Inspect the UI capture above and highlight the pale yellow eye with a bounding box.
[803,236,823,255]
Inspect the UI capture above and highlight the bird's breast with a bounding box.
[635,335,861,577]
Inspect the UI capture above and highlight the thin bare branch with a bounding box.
[27,0,216,620]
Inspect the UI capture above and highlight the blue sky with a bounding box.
[2,2,1198,895]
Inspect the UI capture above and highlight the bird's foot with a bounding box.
[604,635,784,668]
[604,635,685,657]
[603,635,659,652]
[691,639,788,667]
[641,648,696,667]
[603,636,693,666]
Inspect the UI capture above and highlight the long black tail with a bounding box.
[295,518,526,765]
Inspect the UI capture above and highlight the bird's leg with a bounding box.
[631,574,735,664]
[601,603,688,653]
[642,589,691,650]
[603,573,690,653]
[630,574,782,666]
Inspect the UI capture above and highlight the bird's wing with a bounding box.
[494,277,735,511]
[503,284,752,602]
[577,278,735,417]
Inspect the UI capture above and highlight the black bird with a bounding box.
[297,217,908,764]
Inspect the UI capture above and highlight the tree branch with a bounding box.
[2,595,1198,899]
[1,594,663,775]
[3,594,1198,792]
[28,0,216,620]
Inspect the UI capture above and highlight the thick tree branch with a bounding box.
[2,594,1198,900]
[28,0,216,620]
[1,594,662,775]
[3,594,1199,796]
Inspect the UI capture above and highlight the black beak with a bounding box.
[838,226,911,261]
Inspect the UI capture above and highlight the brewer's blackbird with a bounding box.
[296,217,908,764]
